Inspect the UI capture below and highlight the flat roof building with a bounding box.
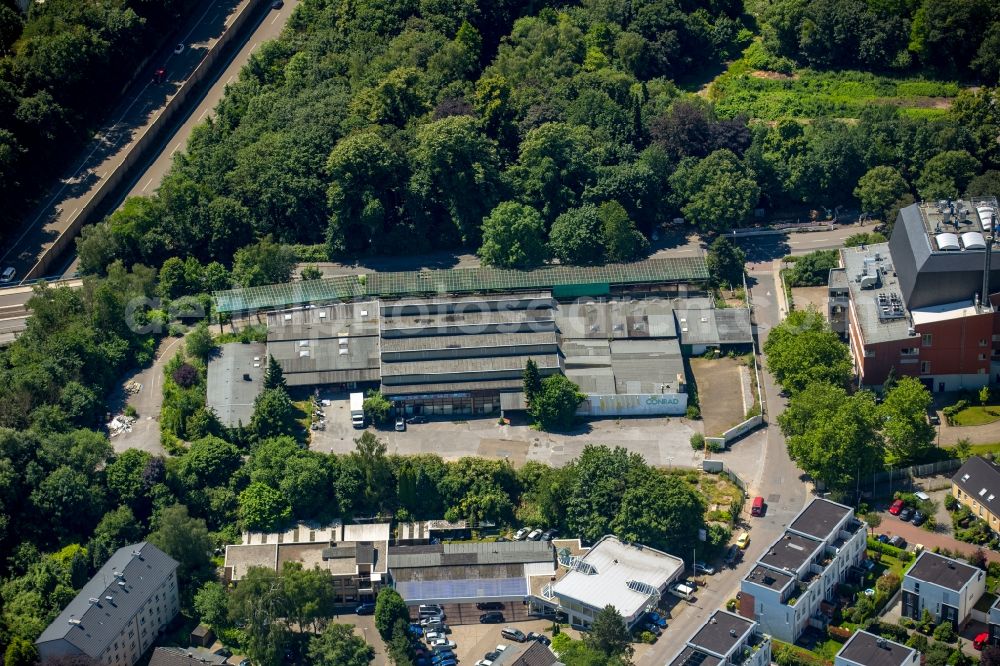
[833,198,1000,390]
[149,647,228,666]
[206,342,266,427]
[740,499,866,643]
[224,522,390,605]
[549,535,684,629]
[36,543,179,666]
[669,610,771,666]
[387,541,556,605]
[266,301,380,387]
[834,631,919,666]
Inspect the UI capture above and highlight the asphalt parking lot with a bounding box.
[309,392,767,480]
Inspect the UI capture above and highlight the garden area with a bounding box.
[942,388,1000,426]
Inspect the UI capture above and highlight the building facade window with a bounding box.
[921,361,931,374]
[922,333,933,347]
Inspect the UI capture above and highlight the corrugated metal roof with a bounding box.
[214,257,710,313]
[36,543,179,656]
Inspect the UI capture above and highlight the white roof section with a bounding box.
[343,522,392,542]
[962,231,987,250]
[978,205,994,231]
[935,233,960,251]
[910,299,978,326]
[552,535,683,618]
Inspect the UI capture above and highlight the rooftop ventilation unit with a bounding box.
[962,232,987,250]
[978,205,994,232]
[936,233,960,251]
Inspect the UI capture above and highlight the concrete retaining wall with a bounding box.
[706,414,763,448]
[27,0,268,279]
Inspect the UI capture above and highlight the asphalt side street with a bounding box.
[641,264,809,665]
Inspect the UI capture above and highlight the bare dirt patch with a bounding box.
[750,70,798,80]
[690,357,746,436]
[790,286,828,315]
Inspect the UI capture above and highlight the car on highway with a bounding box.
[898,507,914,521]
[271,0,284,7]
[527,528,543,541]
[735,532,750,549]
[395,416,406,431]
[911,510,928,526]
[174,43,185,54]
[889,499,905,515]
[407,415,428,424]
[513,527,531,541]
[1,267,15,283]
[356,603,375,615]
[152,68,166,84]
[479,611,504,624]
[694,562,716,575]
[477,602,504,610]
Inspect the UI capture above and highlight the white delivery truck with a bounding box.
[350,392,365,428]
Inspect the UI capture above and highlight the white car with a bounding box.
[694,562,716,575]
[527,529,543,541]
[431,638,457,651]
[1,267,15,283]
[174,43,185,54]
[514,527,530,541]
[425,631,443,642]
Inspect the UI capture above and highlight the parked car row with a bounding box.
[475,644,508,666]
[513,526,558,541]
[874,533,908,550]
[417,605,456,666]
[888,498,928,526]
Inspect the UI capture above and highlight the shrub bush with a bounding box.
[944,494,958,511]
[690,433,706,450]
[686,405,701,419]
[933,621,957,643]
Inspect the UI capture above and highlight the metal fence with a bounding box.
[872,458,961,484]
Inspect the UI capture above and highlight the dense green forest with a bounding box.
[0,0,198,240]
[73,0,1000,282]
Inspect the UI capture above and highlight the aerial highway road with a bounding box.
[59,0,301,277]
[0,0,257,283]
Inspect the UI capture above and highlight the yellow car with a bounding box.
[736,532,750,549]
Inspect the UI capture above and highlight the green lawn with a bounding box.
[707,46,962,121]
[815,638,846,661]
[950,405,1000,426]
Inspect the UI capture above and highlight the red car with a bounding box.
[974,633,989,650]
[889,499,905,515]
[152,68,166,84]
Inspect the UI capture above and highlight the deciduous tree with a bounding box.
[478,202,548,268]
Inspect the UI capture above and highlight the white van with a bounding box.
[669,582,696,600]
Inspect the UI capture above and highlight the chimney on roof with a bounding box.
[877,638,888,649]
[983,234,993,312]
[730,629,738,637]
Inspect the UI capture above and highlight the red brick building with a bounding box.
[831,198,1000,391]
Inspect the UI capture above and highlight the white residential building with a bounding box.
[669,610,772,666]
[739,498,867,643]
[902,551,985,629]
[834,630,919,666]
[549,535,684,629]
[36,543,179,666]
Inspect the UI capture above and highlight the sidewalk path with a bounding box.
[937,418,1000,446]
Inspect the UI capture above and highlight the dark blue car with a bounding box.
[356,603,376,615]
[647,611,667,628]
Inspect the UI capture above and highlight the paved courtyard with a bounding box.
[310,392,767,478]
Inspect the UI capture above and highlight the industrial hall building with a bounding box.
[210,257,753,420]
